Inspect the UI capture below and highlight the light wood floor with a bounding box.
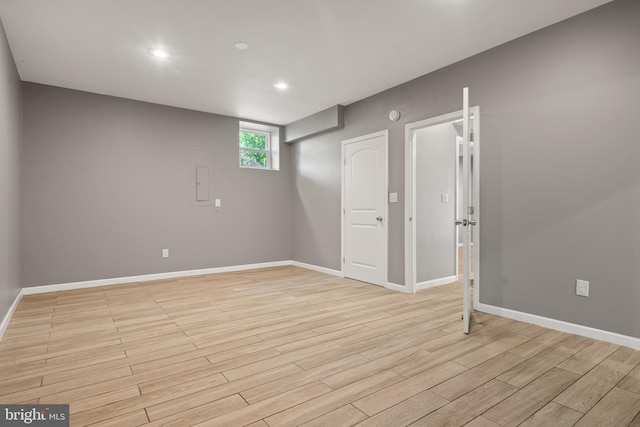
[1,266,639,426]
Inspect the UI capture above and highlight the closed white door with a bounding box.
[342,131,388,286]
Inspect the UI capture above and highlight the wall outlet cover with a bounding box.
[576,279,589,297]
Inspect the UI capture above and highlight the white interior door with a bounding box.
[458,87,479,334]
[342,131,388,287]
[404,96,480,333]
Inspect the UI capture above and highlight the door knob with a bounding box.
[376,216,383,222]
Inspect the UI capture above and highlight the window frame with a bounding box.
[238,121,280,171]
[239,128,271,169]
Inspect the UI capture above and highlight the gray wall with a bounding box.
[0,18,21,321]
[291,129,343,270]
[415,124,457,284]
[292,0,640,338]
[22,84,292,286]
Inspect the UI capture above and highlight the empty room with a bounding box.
[0,0,639,426]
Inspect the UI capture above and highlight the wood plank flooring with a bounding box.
[0,266,639,426]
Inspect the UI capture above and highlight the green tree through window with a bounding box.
[239,130,269,168]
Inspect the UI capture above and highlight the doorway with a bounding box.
[341,130,389,287]
[405,103,479,331]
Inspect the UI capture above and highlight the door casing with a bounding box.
[405,107,480,309]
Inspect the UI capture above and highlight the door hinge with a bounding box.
[470,132,474,142]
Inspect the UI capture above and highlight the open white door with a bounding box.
[342,131,388,287]
[405,97,480,331]
[457,87,479,334]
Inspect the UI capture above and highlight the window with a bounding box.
[239,121,280,170]
[239,129,270,168]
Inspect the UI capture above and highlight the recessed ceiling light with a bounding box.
[148,48,170,59]
[234,42,249,50]
[273,82,288,90]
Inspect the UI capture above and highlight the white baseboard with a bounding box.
[0,290,23,341]
[21,260,293,296]
[9,264,637,351]
[417,275,458,290]
[386,282,412,294]
[478,303,640,350]
[1,260,406,341]
[290,262,411,295]
[291,261,342,277]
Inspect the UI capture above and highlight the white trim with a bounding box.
[0,260,343,341]
[239,121,280,171]
[291,261,342,277]
[404,107,480,303]
[0,290,23,340]
[386,282,413,294]
[472,108,481,311]
[7,263,638,351]
[478,303,640,350]
[20,261,292,295]
[417,275,458,290]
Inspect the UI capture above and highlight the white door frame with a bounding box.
[404,107,480,309]
[341,130,389,287]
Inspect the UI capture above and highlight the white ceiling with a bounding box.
[0,0,612,125]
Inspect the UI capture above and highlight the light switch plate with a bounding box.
[215,199,221,207]
[389,192,398,203]
[441,193,449,203]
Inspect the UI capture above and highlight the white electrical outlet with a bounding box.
[576,279,589,297]
[162,249,169,258]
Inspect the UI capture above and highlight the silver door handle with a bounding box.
[376,216,383,222]
[455,219,468,226]
[468,220,477,226]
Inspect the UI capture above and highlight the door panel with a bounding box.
[458,87,479,334]
[350,150,380,209]
[351,225,378,267]
[343,132,388,287]
[461,87,471,334]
